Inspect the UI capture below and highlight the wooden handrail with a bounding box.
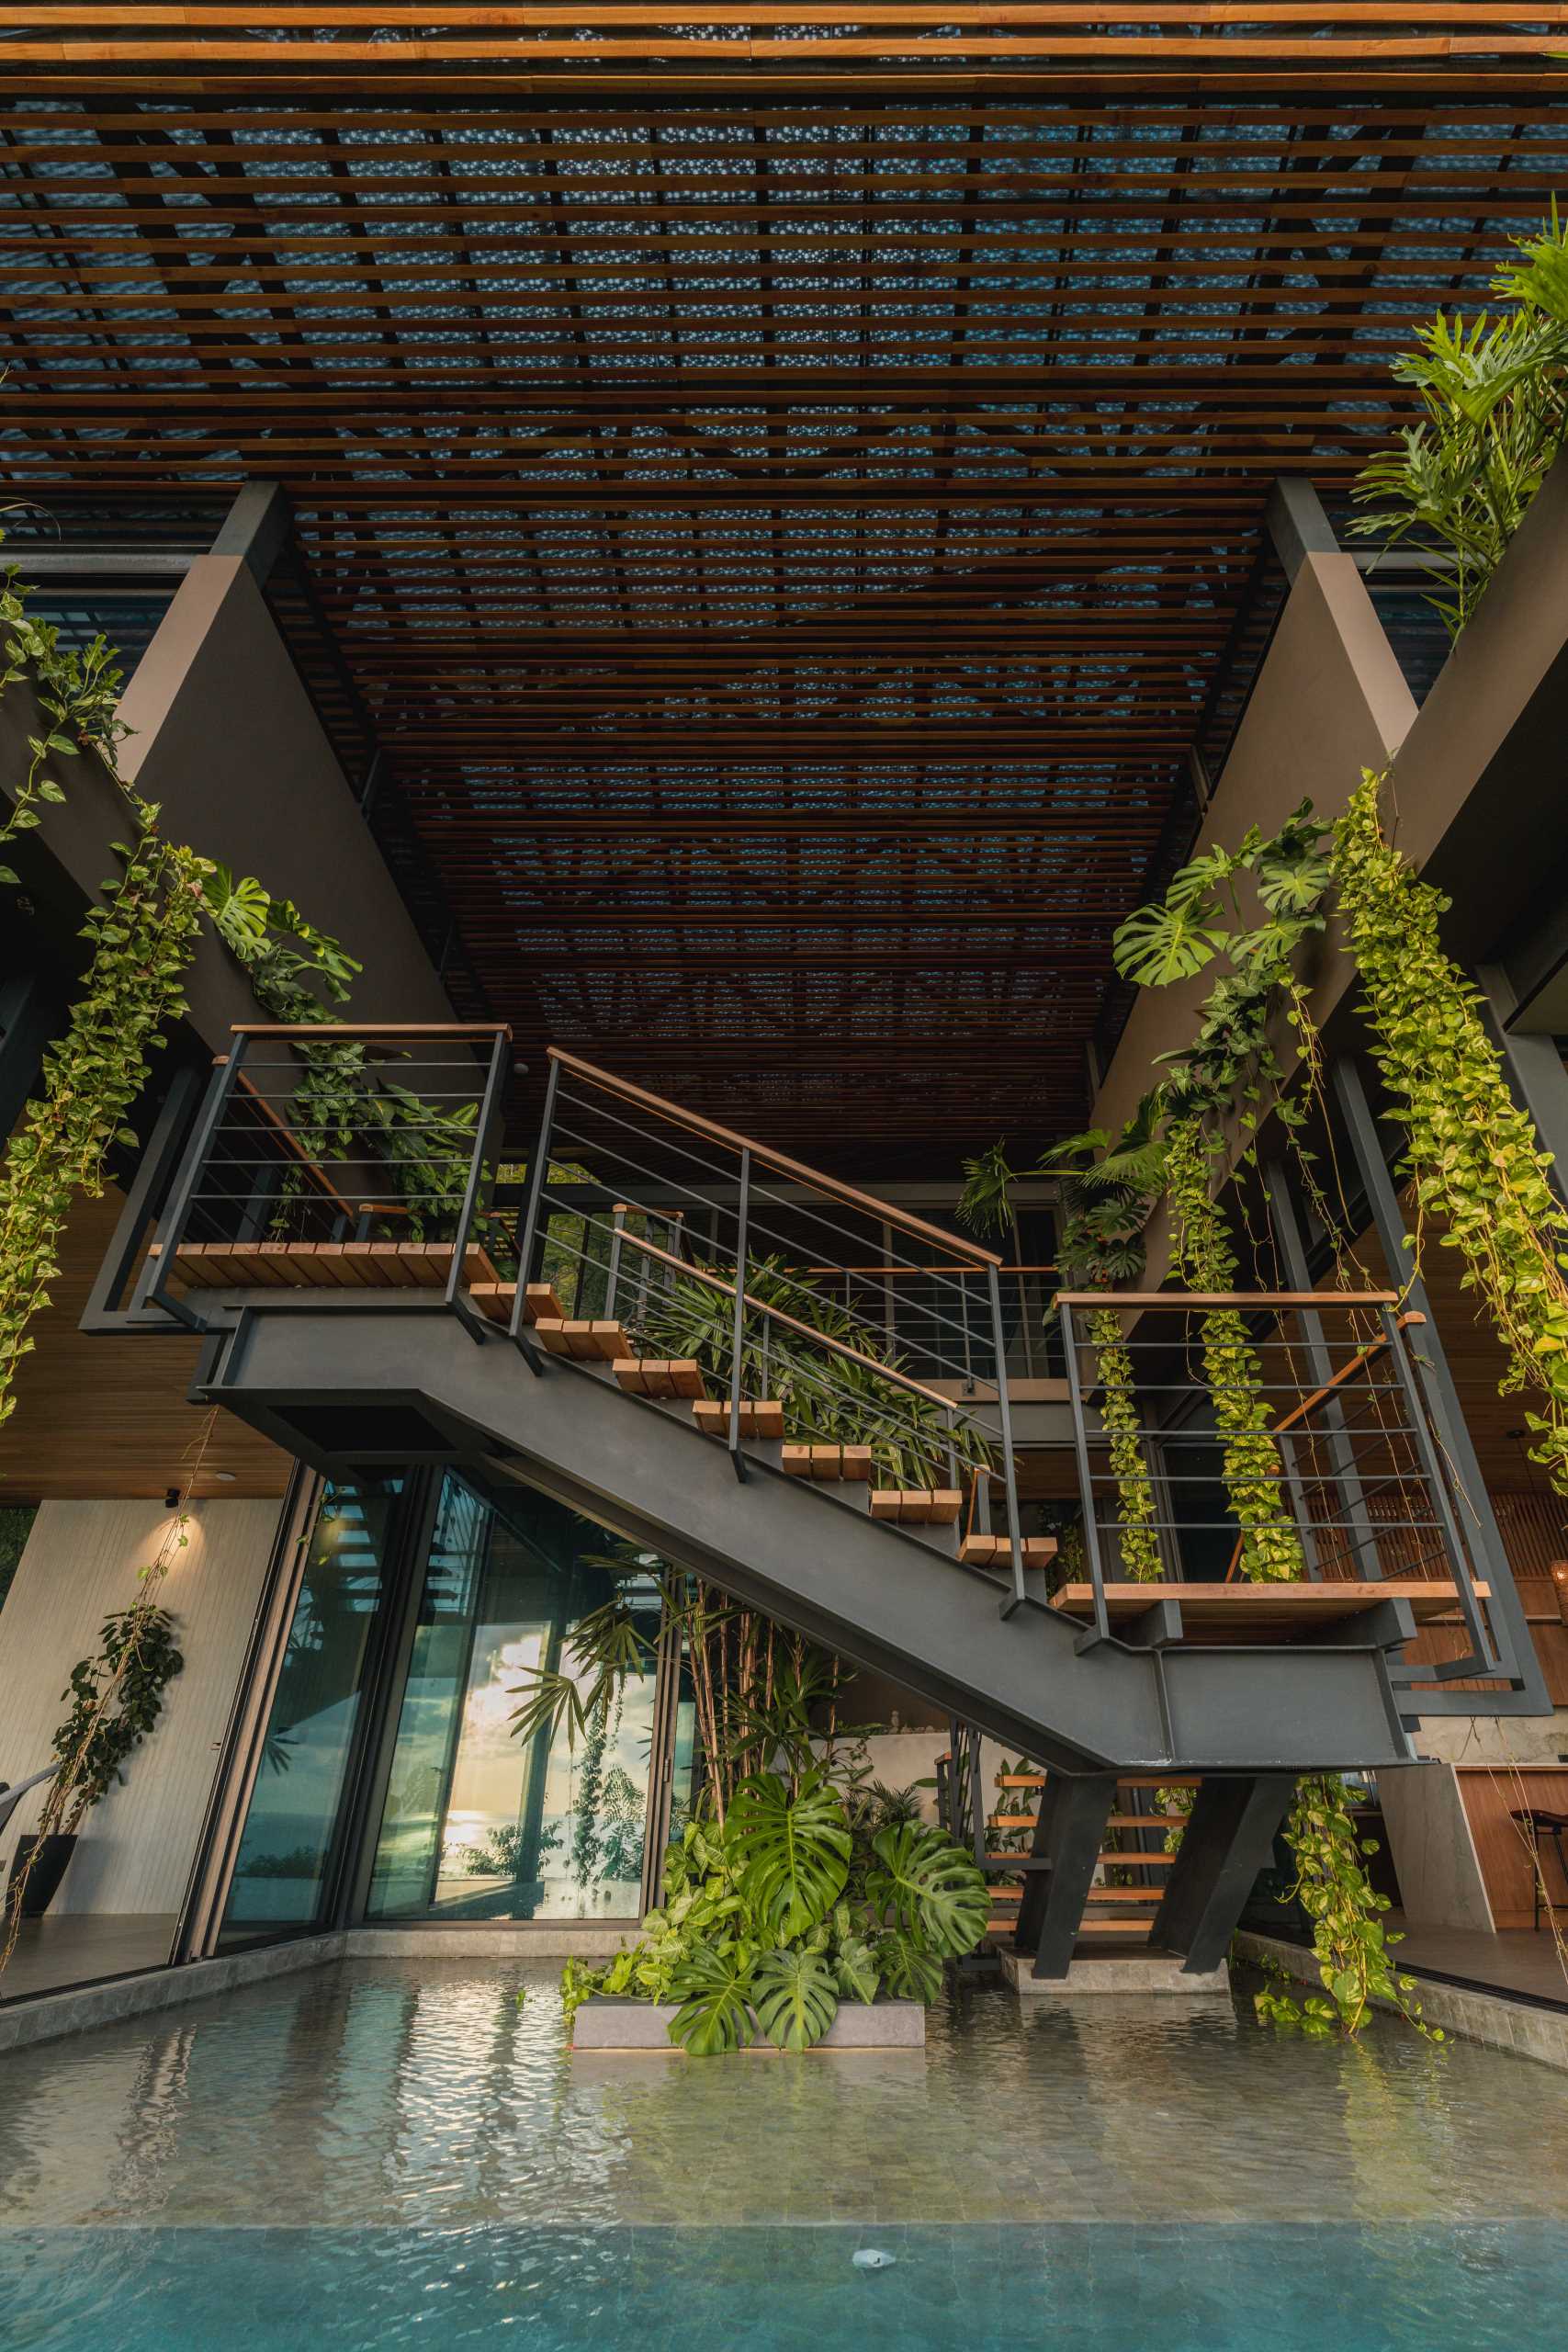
[1054,1289,1400,1309]
[613,1227,964,1415]
[547,1045,1003,1269]
[231,1023,511,1040]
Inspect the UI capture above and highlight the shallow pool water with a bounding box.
[3,1958,1566,2346]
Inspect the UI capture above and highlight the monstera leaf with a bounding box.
[865,1823,990,1961]
[874,1928,943,2006]
[1111,898,1228,988]
[726,1769,852,1939]
[832,1931,881,2007]
[667,1942,758,2057]
[751,1946,840,2052]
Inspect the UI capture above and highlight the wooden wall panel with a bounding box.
[0,1184,291,1503]
[1456,1764,1568,1932]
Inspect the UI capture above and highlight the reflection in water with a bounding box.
[3,1961,1568,2230]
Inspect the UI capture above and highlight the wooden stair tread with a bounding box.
[959,1534,1057,1568]
[1083,1885,1167,1903]
[782,1443,873,1482]
[1050,1578,1486,1630]
[1077,1919,1157,1936]
[172,1238,501,1290]
[614,1357,707,1400]
[692,1397,785,1439]
[990,1815,1038,1830]
[535,1317,631,1362]
[870,1488,962,1526]
[469,1281,567,1328]
[1096,1851,1174,1867]
[996,1774,1044,1789]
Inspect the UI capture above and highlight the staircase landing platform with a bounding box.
[999,1951,1231,1998]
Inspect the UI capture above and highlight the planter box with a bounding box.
[572,1996,925,2051]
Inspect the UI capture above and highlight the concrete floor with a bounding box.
[1389,1914,1568,2006]
[0,1913,177,2004]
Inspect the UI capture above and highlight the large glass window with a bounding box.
[367,1476,668,1922]
[222,1479,400,1938]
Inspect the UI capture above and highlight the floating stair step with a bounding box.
[1083,1885,1166,1904]
[170,1238,502,1291]
[1077,1919,1157,1937]
[692,1398,785,1440]
[870,1488,962,1527]
[450,1279,572,1329]
[990,1815,1038,1831]
[614,1358,707,1400]
[782,1443,873,1482]
[959,1534,1057,1569]
[1097,1851,1174,1869]
[1051,1579,1483,1634]
[1105,1814,1176,1830]
[997,1774,1044,1790]
[535,1318,631,1362]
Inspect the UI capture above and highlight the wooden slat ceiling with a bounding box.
[3,30,1565,1169]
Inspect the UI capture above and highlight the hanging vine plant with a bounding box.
[1333,767,1568,1501]
[961,1107,1164,1580]
[0,819,209,1425]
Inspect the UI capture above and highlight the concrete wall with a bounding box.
[117,556,453,1029]
[0,1498,280,1915]
[1,554,453,1054]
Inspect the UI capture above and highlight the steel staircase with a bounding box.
[108,1024,1533,1982]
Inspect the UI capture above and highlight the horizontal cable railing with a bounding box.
[146,1023,513,1329]
[1055,1289,1499,1670]
[512,1046,1033,1600]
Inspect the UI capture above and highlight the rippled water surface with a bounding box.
[3,1958,1567,2346]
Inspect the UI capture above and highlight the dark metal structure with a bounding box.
[4,20,1567,1165]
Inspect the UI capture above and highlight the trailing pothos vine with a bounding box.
[1334,768,1568,1505]
[0,820,209,1424]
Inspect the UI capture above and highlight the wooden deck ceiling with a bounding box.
[3,17,1566,1168]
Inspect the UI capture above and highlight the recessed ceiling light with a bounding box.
[213,1470,238,1484]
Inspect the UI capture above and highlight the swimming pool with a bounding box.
[2,1958,1565,2347]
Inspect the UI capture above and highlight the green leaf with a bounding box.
[831,1932,881,2007]
[874,1928,942,2005]
[667,1943,758,2057]
[751,1945,840,2052]
[864,1821,990,1960]
[1111,899,1228,988]
[726,1767,852,1939]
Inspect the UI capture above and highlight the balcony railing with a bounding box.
[126,1024,1506,1679]
[1055,1289,1506,1681]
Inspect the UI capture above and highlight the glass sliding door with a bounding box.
[221,1478,404,1939]
[367,1475,670,1922]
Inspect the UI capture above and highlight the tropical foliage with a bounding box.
[1333,768,1568,1504]
[1253,1773,1440,2041]
[1350,208,1568,637]
[560,1768,987,2053]
[634,1254,992,1490]
[51,1604,185,1836]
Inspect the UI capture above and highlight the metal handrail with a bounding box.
[546,1046,1002,1269]
[609,1226,965,1417]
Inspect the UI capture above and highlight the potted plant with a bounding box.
[6,1604,183,1920]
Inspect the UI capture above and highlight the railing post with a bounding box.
[1058,1298,1111,1645]
[987,1261,1028,1614]
[445,1027,509,1333]
[1381,1304,1500,1673]
[728,1146,750,1482]
[606,1202,626,1324]
[508,1051,561,1353]
[146,1032,250,1330]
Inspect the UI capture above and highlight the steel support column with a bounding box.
[1017,1770,1118,1980]
[1149,1773,1298,1974]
